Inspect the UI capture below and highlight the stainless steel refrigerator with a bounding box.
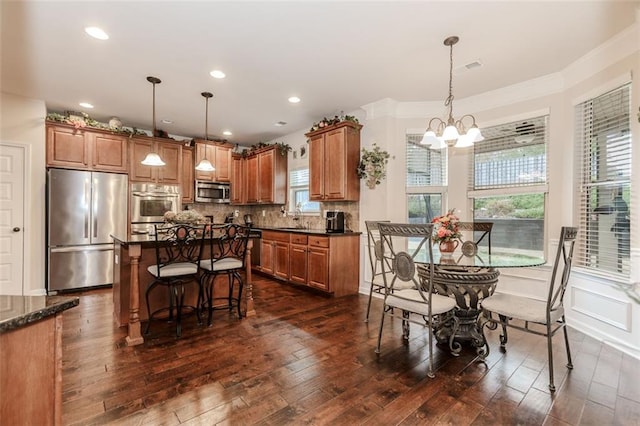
[47,169,128,292]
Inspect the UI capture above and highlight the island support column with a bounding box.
[244,239,256,317]
[125,243,144,346]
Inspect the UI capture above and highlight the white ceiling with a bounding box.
[2,1,637,146]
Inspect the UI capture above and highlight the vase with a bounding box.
[439,240,459,256]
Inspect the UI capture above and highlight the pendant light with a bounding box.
[420,36,484,149]
[195,91,216,172]
[141,76,166,166]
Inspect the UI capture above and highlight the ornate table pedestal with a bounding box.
[431,266,499,353]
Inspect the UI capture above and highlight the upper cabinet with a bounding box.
[46,123,128,173]
[305,121,361,202]
[230,154,245,205]
[181,146,194,203]
[233,145,287,205]
[193,140,232,183]
[129,137,182,184]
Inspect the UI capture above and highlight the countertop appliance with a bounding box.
[243,214,253,226]
[326,211,345,233]
[47,169,128,292]
[195,181,230,203]
[130,183,180,234]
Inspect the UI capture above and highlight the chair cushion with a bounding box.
[385,289,456,316]
[147,262,198,278]
[200,257,243,272]
[481,293,563,324]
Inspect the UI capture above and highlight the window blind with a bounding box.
[575,83,631,277]
[406,134,447,188]
[471,115,548,190]
[290,168,309,187]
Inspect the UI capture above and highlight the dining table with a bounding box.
[416,247,545,354]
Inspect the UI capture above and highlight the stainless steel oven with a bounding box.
[195,181,230,203]
[130,183,180,234]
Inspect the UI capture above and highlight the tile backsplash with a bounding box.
[184,201,360,232]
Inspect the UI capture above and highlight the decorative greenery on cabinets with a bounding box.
[241,142,292,157]
[357,143,391,189]
[46,111,147,136]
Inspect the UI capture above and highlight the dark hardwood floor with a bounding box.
[61,276,640,425]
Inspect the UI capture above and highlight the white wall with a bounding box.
[0,92,47,295]
[355,18,640,358]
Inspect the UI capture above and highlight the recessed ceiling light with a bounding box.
[161,119,173,124]
[288,96,301,104]
[84,26,109,40]
[210,70,226,79]
[223,130,232,136]
[274,121,287,127]
[79,102,94,109]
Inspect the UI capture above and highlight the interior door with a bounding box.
[0,144,25,294]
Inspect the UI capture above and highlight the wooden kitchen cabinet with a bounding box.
[230,154,245,204]
[259,231,290,277]
[255,230,360,296]
[129,137,182,184]
[194,140,232,183]
[306,121,361,202]
[307,235,330,291]
[242,145,287,205]
[289,234,308,285]
[46,122,128,173]
[181,146,194,203]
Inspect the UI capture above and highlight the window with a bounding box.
[575,83,631,277]
[469,115,549,256]
[289,168,320,213]
[406,133,447,223]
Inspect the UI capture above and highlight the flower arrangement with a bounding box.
[309,114,359,132]
[357,143,391,189]
[163,209,207,224]
[431,209,462,243]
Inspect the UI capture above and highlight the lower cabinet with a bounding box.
[257,230,359,296]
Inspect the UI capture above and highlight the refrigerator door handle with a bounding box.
[50,245,114,253]
[84,178,90,238]
[93,177,98,238]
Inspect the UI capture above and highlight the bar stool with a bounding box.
[199,223,251,326]
[145,223,204,337]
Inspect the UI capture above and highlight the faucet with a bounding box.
[293,202,304,228]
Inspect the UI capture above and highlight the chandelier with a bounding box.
[420,36,483,149]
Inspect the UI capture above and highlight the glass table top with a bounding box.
[415,247,546,268]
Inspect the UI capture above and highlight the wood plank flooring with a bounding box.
[60,276,640,425]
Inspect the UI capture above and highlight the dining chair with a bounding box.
[199,223,251,326]
[480,226,578,391]
[364,220,392,322]
[457,221,493,256]
[375,223,458,378]
[145,223,204,337]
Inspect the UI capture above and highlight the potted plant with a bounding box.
[357,143,391,189]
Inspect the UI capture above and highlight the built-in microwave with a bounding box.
[195,181,230,203]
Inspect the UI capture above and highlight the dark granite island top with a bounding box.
[0,295,79,333]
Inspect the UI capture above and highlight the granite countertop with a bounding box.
[257,227,361,236]
[0,295,79,333]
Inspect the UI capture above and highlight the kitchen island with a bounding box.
[111,233,255,346]
[0,295,79,426]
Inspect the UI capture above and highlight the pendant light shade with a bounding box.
[195,91,216,172]
[141,76,166,166]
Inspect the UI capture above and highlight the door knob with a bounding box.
[13,227,21,232]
